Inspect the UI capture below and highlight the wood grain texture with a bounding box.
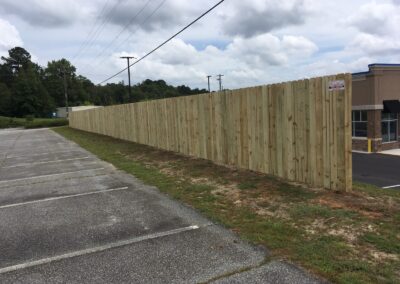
[69,74,352,191]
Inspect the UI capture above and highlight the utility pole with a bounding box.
[60,68,69,118]
[207,75,212,92]
[216,74,224,91]
[120,56,136,98]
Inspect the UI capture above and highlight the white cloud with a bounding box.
[152,39,199,65]
[227,34,317,67]
[0,0,91,27]
[347,2,400,36]
[346,1,400,56]
[349,34,400,55]
[0,0,399,90]
[0,19,23,53]
[222,0,313,37]
[82,32,318,90]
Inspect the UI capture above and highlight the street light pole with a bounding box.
[120,56,136,98]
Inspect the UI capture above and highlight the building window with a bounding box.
[352,110,367,137]
[381,112,398,143]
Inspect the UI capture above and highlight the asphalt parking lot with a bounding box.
[0,128,321,283]
[353,152,400,189]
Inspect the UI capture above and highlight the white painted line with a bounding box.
[7,150,85,159]
[0,187,129,210]
[382,184,400,189]
[2,157,91,169]
[0,128,49,135]
[0,225,200,274]
[0,168,105,184]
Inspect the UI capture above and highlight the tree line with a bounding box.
[0,47,207,118]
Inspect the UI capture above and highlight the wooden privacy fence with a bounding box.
[70,74,352,191]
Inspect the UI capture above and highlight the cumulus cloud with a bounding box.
[83,31,318,90]
[3,0,399,91]
[227,34,317,66]
[0,19,23,53]
[152,39,199,65]
[347,2,400,36]
[0,0,85,27]
[222,0,311,37]
[349,34,400,55]
[103,0,197,32]
[347,1,400,55]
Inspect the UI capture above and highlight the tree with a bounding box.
[43,59,75,107]
[0,83,12,116]
[1,47,32,72]
[0,46,210,117]
[11,63,55,117]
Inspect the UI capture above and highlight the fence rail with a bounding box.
[70,74,352,191]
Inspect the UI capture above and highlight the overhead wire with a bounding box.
[71,0,112,61]
[97,0,225,85]
[73,0,125,61]
[80,0,166,74]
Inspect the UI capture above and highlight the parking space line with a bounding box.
[2,157,91,169]
[6,150,86,159]
[0,225,200,274]
[0,168,105,184]
[0,186,129,210]
[382,184,400,189]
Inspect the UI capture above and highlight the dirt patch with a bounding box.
[369,249,399,261]
[314,194,389,219]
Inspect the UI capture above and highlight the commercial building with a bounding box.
[56,106,103,118]
[352,64,400,152]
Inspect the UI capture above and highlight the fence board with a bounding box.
[69,74,352,191]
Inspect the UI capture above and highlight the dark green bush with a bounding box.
[0,116,68,129]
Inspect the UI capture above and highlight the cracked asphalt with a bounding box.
[0,128,323,283]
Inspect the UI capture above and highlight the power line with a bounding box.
[71,0,112,61]
[85,0,166,73]
[73,0,124,61]
[113,0,167,54]
[97,0,225,85]
[78,0,155,70]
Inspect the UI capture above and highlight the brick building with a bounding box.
[352,64,400,152]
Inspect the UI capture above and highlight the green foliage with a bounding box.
[25,115,34,122]
[0,116,67,129]
[0,46,207,118]
[0,83,12,116]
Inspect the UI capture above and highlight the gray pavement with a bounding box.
[353,152,400,189]
[0,128,323,283]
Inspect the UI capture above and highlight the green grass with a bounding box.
[238,181,258,190]
[361,232,400,254]
[353,181,400,198]
[290,204,357,219]
[53,127,400,284]
[0,116,68,129]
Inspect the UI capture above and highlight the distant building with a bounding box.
[56,106,103,118]
[352,64,400,152]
